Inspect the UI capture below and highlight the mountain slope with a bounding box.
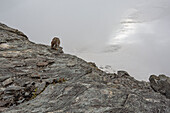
[0,23,170,113]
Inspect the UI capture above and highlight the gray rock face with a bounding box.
[149,74,170,99]
[0,76,10,82]
[2,78,13,86]
[117,70,130,77]
[0,22,170,113]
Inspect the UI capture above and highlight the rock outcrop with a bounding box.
[149,74,170,99]
[0,22,170,113]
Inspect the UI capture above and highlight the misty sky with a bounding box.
[1,0,170,80]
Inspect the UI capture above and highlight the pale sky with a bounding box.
[0,0,142,50]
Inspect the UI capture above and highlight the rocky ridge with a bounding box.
[0,22,170,113]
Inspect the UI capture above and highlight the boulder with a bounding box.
[149,74,170,99]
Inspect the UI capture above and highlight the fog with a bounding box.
[1,0,170,80]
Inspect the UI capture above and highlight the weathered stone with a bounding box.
[0,76,10,82]
[34,82,46,95]
[99,65,115,73]
[2,95,14,100]
[17,98,25,104]
[30,73,41,79]
[159,74,168,80]
[117,70,130,77]
[88,62,97,67]
[0,87,5,92]
[14,78,29,87]
[44,78,55,84]
[12,61,26,67]
[149,75,160,92]
[66,60,76,67]
[0,90,3,95]
[56,47,63,54]
[2,78,13,86]
[24,92,30,97]
[165,78,170,98]
[5,86,23,92]
[1,51,21,58]
[37,62,49,67]
[149,74,170,99]
[0,43,10,49]
[47,59,55,65]
[0,101,9,107]
[15,72,27,76]
[0,107,7,112]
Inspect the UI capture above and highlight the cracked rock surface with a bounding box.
[0,22,170,113]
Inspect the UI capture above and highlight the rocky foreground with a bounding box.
[0,23,170,113]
